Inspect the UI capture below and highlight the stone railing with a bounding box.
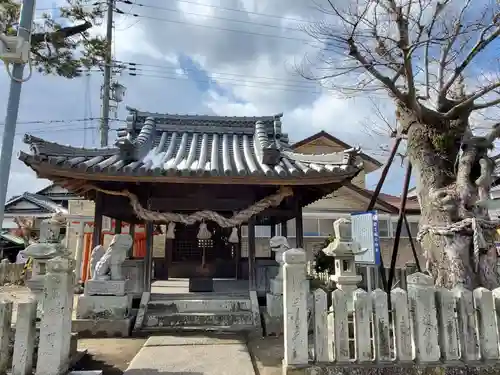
[0,256,75,375]
[282,248,500,375]
[0,259,24,285]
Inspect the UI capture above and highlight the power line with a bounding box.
[113,8,318,44]
[113,60,314,85]
[80,68,322,94]
[124,71,320,94]
[0,117,115,127]
[117,0,316,24]
[115,1,308,33]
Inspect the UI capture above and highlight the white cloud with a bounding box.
[2,0,495,202]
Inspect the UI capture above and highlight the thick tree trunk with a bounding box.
[398,103,499,290]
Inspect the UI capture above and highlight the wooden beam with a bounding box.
[128,223,135,258]
[295,198,304,248]
[248,217,256,290]
[144,221,154,293]
[114,220,122,234]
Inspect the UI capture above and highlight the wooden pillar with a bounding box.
[128,223,135,258]
[144,221,154,292]
[270,223,276,238]
[295,200,304,249]
[248,217,256,291]
[114,219,122,234]
[92,192,103,249]
[235,226,242,279]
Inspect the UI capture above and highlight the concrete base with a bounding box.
[76,294,132,319]
[266,292,283,318]
[263,311,283,336]
[72,317,133,337]
[283,363,500,375]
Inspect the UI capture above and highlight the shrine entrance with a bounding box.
[165,222,238,279]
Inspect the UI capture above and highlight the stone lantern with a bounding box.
[21,214,70,315]
[322,218,365,310]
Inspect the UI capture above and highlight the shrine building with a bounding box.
[19,107,363,294]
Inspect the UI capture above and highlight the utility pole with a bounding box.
[99,0,114,147]
[0,0,37,230]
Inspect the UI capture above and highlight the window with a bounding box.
[378,219,390,238]
[287,219,296,237]
[255,225,271,238]
[303,219,319,236]
[319,219,335,237]
[240,225,272,238]
[391,220,419,238]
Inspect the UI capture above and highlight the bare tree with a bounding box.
[13,216,37,248]
[301,0,500,289]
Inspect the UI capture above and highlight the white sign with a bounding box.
[351,211,381,265]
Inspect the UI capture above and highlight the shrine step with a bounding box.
[143,311,255,330]
[147,298,252,313]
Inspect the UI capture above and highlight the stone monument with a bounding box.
[266,236,290,318]
[76,234,134,325]
[22,214,70,315]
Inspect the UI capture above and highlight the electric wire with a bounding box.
[113,7,320,45]
[115,0,309,33]
[116,0,317,25]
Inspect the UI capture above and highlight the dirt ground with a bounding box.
[248,336,283,375]
[73,338,147,375]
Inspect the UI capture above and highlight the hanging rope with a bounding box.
[416,217,500,272]
[83,184,293,228]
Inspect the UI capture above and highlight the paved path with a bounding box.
[124,334,256,375]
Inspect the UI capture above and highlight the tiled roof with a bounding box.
[19,108,362,183]
[5,192,69,215]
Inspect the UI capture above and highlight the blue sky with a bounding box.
[0,0,498,200]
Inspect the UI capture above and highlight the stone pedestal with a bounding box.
[76,295,132,320]
[84,279,128,296]
[122,259,145,297]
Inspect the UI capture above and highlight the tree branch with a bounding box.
[439,25,500,101]
[445,81,500,117]
[347,38,408,104]
[31,21,92,44]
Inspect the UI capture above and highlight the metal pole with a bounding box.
[0,0,37,231]
[387,161,412,292]
[99,0,114,147]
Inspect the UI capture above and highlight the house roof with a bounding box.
[363,189,420,212]
[19,108,362,185]
[5,192,69,215]
[291,131,382,169]
[0,232,25,246]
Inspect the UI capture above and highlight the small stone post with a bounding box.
[36,256,75,375]
[283,248,308,367]
[12,299,37,375]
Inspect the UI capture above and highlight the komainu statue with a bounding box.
[90,245,106,280]
[92,234,133,281]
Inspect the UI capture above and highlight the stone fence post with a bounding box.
[36,256,75,375]
[283,248,308,368]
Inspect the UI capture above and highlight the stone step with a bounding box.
[144,311,254,328]
[147,298,251,313]
[150,293,249,300]
[140,324,256,333]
